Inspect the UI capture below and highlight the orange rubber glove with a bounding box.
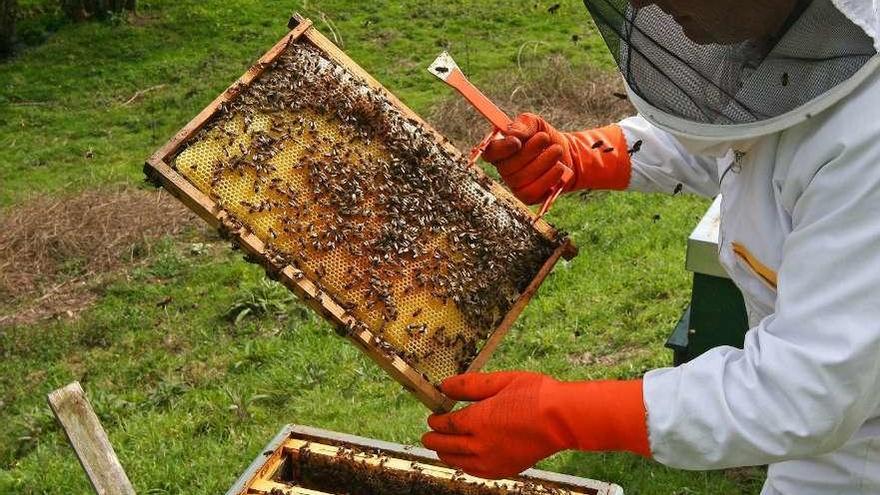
[482,114,633,205]
[422,371,651,480]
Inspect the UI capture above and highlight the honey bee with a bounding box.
[628,140,643,155]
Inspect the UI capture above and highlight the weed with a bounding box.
[225,279,294,325]
[300,362,328,390]
[189,243,209,256]
[146,380,190,410]
[78,324,112,349]
[229,341,268,373]
[7,405,57,465]
[224,386,269,422]
[146,246,189,279]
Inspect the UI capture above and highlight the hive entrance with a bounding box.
[146,19,573,410]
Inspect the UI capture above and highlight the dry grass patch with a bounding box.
[567,346,649,367]
[0,186,204,325]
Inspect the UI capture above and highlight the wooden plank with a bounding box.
[251,450,287,491]
[47,382,136,495]
[466,239,571,373]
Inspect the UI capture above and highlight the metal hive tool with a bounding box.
[145,15,577,412]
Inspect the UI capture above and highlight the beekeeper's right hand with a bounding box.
[482,113,633,205]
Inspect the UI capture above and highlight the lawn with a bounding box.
[0,1,762,494]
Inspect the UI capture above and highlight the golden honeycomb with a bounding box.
[170,41,557,384]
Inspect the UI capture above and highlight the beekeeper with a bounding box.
[422,1,880,493]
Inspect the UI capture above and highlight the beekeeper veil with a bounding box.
[584,0,880,141]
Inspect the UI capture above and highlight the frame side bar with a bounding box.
[465,239,569,373]
[148,19,314,166]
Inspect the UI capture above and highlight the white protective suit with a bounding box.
[619,2,880,493]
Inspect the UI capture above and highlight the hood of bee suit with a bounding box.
[583,0,880,150]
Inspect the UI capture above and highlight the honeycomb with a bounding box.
[170,41,557,384]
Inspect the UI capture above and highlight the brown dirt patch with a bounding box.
[0,186,204,326]
[127,12,162,28]
[429,55,634,149]
[568,346,647,367]
[723,466,767,488]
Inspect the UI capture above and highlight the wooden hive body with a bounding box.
[145,15,576,412]
[227,425,622,495]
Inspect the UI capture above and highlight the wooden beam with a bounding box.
[47,382,136,495]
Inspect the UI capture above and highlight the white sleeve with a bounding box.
[618,115,720,198]
[642,136,880,469]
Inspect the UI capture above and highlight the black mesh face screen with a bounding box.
[583,0,876,125]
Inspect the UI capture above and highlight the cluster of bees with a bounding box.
[173,41,559,385]
[286,442,575,495]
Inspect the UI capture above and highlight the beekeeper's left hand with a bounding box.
[422,371,651,480]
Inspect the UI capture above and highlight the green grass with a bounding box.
[0,0,609,207]
[0,2,762,494]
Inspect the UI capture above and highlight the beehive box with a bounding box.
[228,425,623,495]
[144,15,576,412]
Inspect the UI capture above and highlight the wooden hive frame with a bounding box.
[227,424,622,495]
[144,14,577,413]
